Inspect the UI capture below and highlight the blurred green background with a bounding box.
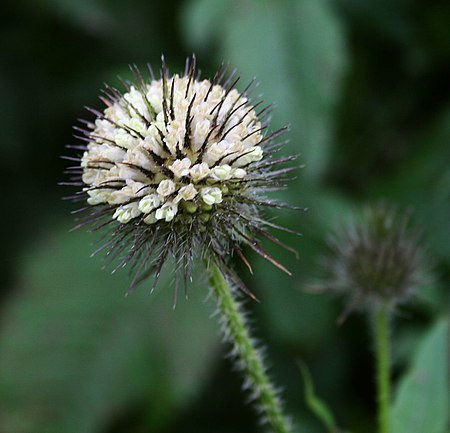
[1,0,449,432]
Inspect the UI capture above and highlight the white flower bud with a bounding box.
[233,146,263,167]
[156,179,176,197]
[86,189,112,205]
[155,201,178,222]
[143,136,165,157]
[82,168,106,185]
[156,112,165,123]
[174,184,197,203]
[127,118,147,136]
[211,164,232,181]
[146,90,163,113]
[192,119,211,151]
[124,86,147,119]
[101,145,126,162]
[109,187,134,204]
[95,119,115,140]
[125,146,154,171]
[204,140,230,165]
[232,168,247,179]
[170,158,192,178]
[190,163,210,181]
[147,121,166,139]
[128,181,151,196]
[138,194,162,213]
[104,106,128,124]
[118,164,149,183]
[113,202,141,223]
[171,86,184,107]
[115,130,138,149]
[200,187,223,205]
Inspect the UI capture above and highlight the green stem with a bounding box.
[374,305,391,433]
[208,263,293,433]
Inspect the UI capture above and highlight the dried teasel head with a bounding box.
[63,55,301,299]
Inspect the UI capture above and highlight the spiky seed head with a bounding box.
[64,56,300,297]
[320,202,425,312]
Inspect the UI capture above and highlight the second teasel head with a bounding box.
[320,202,426,313]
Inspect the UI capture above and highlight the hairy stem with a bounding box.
[208,263,293,433]
[374,305,391,433]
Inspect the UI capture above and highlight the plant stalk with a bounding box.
[374,305,391,433]
[208,263,293,433]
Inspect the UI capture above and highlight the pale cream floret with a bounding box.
[189,163,210,181]
[113,202,141,223]
[104,105,128,124]
[127,118,148,137]
[202,140,230,166]
[165,119,186,155]
[86,189,113,205]
[109,187,135,204]
[123,147,151,172]
[138,194,162,213]
[143,135,165,157]
[233,146,263,167]
[91,144,125,163]
[124,86,148,120]
[146,82,163,113]
[192,119,211,151]
[232,168,247,179]
[94,119,116,141]
[82,168,106,185]
[114,129,138,150]
[82,73,266,223]
[170,158,191,178]
[155,201,178,222]
[216,89,242,124]
[147,118,167,140]
[174,184,198,203]
[200,187,223,205]
[117,163,149,183]
[203,140,244,166]
[156,179,176,197]
[128,180,151,195]
[210,164,232,181]
[107,181,149,205]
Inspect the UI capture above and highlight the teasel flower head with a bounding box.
[317,202,425,315]
[63,55,301,299]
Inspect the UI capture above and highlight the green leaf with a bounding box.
[298,361,340,433]
[181,0,232,50]
[0,221,219,433]
[220,0,347,181]
[391,318,450,433]
[371,109,450,265]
